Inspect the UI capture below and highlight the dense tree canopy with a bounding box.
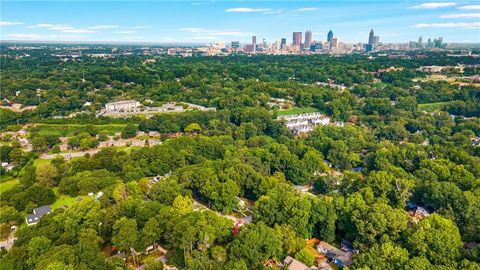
[1,48,479,269]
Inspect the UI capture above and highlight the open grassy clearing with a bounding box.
[418,101,453,113]
[33,158,52,167]
[34,124,129,137]
[51,190,84,210]
[276,107,321,116]
[0,178,19,194]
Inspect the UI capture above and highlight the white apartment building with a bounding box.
[105,100,141,111]
[277,112,331,135]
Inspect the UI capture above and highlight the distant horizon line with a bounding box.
[2,39,480,46]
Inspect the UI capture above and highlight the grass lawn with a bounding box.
[51,194,84,210]
[276,107,321,116]
[34,123,129,137]
[51,187,84,210]
[0,178,19,194]
[122,146,142,153]
[33,158,52,167]
[418,101,452,113]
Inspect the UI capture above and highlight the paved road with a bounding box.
[41,149,101,159]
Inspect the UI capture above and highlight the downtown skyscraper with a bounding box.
[292,32,302,47]
[304,30,312,49]
[368,29,375,45]
[327,30,333,42]
[280,38,287,49]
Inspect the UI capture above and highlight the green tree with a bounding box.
[76,228,107,269]
[121,123,137,139]
[143,258,163,270]
[0,206,20,224]
[45,262,74,270]
[295,248,315,266]
[184,123,202,133]
[172,195,194,215]
[139,218,162,250]
[228,223,283,269]
[31,136,48,152]
[112,217,138,254]
[351,202,409,247]
[8,148,23,165]
[406,214,462,266]
[36,163,58,187]
[353,241,409,270]
[27,236,52,267]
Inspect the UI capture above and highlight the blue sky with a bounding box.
[1,1,479,44]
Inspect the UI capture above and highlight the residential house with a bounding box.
[283,256,312,270]
[25,205,51,226]
[317,241,353,267]
[341,240,358,254]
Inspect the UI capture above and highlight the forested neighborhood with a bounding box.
[0,45,479,270]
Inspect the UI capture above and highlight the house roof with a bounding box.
[317,241,353,267]
[283,256,311,270]
[106,100,139,106]
[26,205,51,225]
[341,240,355,252]
[33,205,51,215]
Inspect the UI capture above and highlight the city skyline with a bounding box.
[1,1,480,44]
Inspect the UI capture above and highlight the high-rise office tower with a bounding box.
[434,37,443,48]
[231,41,240,48]
[274,41,280,51]
[327,30,333,42]
[418,36,423,48]
[304,30,312,49]
[373,36,379,46]
[292,32,302,46]
[330,38,338,49]
[252,36,257,53]
[280,38,287,49]
[368,29,375,45]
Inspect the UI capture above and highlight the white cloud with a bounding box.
[225,8,273,13]
[414,22,480,28]
[28,23,68,28]
[115,30,136,34]
[0,21,23,26]
[6,33,43,39]
[63,29,95,33]
[179,27,204,32]
[190,35,219,40]
[5,33,86,40]
[48,25,74,31]
[412,2,456,9]
[296,7,318,12]
[127,25,151,29]
[192,1,215,6]
[263,9,284,14]
[441,13,480,18]
[87,25,118,30]
[179,27,252,37]
[28,24,96,33]
[457,5,480,10]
